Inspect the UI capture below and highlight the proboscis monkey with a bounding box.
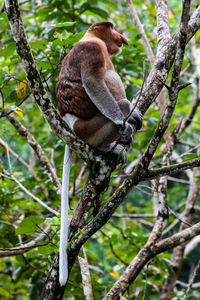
[56,21,142,286]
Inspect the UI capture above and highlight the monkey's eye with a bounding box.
[93,26,98,30]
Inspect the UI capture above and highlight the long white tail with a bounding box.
[59,145,71,286]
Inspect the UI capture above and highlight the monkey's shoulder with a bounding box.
[69,40,108,64]
[75,38,106,54]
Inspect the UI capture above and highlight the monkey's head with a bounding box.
[88,22,129,57]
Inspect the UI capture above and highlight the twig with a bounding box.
[0,138,50,199]
[2,170,58,215]
[0,92,31,118]
[168,207,191,227]
[126,0,154,67]
[182,260,200,300]
[112,214,155,219]
[155,76,171,91]
[100,230,128,266]
[176,280,200,289]
[6,114,61,194]
[0,224,52,257]
[178,82,191,91]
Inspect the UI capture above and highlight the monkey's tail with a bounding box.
[59,144,71,286]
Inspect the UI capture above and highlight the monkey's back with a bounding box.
[56,42,99,119]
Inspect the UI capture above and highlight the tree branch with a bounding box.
[126,0,154,67]
[6,114,61,195]
[103,222,200,299]
[0,137,50,199]
[156,0,171,54]
[0,225,51,257]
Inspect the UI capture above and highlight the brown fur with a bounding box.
[56,22,128,119]
[56,42,102,119]
[88,22,128,56]
[56,21,133,149]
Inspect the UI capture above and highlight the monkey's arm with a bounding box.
[83,79,126,126]
[81,44,127,127]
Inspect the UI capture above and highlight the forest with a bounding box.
[0,0,200,299]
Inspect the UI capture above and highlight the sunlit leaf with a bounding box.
[16,80,27,99]
[110,271,119,278]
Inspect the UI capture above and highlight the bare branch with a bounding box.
[0,137,50,199]
[182,260,200,300]
[102,222,200,299]
[161,146,200,300]
[126,0,154,67]
[185,235,200,255]
[6,114,61,194]
[2,170,58,215]
[186,5,200,42]
[175,38,200,138]
[78,247,94,300]
[0,225,51,257]
[156,0,171,54]
[146,157,200,179]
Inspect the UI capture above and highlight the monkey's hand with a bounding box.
[128,110,143,130]
[118,123,133,145]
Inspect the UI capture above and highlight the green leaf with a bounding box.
[78,228,86,237]
[38,244,56,255]
[55,22,76,28]
[30,39,48,50]
[183,153,200,161]
[90,187,97,195]
[68,209,74,215]
[85,5,109,18]
[63,31,86,46]
[16,216,44,235]
[0,287,12,298]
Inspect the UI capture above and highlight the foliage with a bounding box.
[0,0,200,299]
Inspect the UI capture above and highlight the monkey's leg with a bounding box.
[74,113,119,147]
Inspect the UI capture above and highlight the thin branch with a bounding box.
[145,157,200,179]
[176,280,200,289]
[0,92,31,118]
[2,170,58,215]
[102,222,200,299]
[182,260,200,300]
[78,247,94,300]
[126,0,154,67]
[0,225,51,257]
[112,214,155,219]
[69,165,87,197]
[174,38,200,138]
[184,235,200,255]
[0,138,50,199]
[6,114,61,195]
[100,230,129,266]
[161,145,200,300]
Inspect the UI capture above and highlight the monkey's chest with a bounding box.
[105,70,126,101]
